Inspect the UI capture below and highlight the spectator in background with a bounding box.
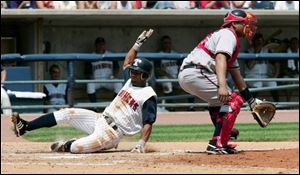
[44,65,68,113]
[155,35,194,111]
[155,36,178,103]
[142,1,157,9]
[1,1,7,8]
[280,37,299,78]
[43,41,51,54]
[153,1,174,9]
[9,1,36,9]
[274,1,299,10]
[199,1,230,9]
[244,33,279,102]
[78,1,99,9]
[85,37,122,104]
[287,37,299,75]
[250,1,274,9]
[1,65,12,115]
[132,1,142,9]
[279,37,299,102]
[36,1,54,9]
[173,1,194,9]
[111,1,134,9]
[229,1,252,9]
[99,1,114,9]
[53,1,77,10]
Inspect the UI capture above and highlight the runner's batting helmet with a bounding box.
[129,58,153,80]
[221,10,257,43]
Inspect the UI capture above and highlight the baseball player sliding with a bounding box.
[178,10,275,155]
[12,29,156,154]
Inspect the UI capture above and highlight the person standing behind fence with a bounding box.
[244,33,279,102]
[278,37,299,102]
[44,65,68,113]
[286,37,299,77]
[85,37,122,104]
[155,36,178,98]
[155,35,195,111]
[1,65,12,115]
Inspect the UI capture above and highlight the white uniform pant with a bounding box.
[87,82,122,94]
[53,108,122,153]
[178,68,232,107]
[1,87,12,115]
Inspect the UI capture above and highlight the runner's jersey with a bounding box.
[103,79,157,135]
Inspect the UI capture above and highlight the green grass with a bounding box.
[23,122,299,142]
[23,126,87,142]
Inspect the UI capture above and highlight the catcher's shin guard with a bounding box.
[208,106,221,126]
[218,92,244,147]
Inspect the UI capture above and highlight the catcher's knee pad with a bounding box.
[228,92,244,111]
[218,92,244,147]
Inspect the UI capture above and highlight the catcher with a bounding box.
[178,9,276,154]
[12,29,156,153]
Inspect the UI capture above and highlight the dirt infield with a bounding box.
[1,110,299,174]
[1,142,299,174]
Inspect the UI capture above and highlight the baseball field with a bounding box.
[1,110,299,174]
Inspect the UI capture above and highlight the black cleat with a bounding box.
[50,140,67,152]
[206,144,228,155]
[50,139,76,152]
[11,112,27,137]
[223,146,239,154]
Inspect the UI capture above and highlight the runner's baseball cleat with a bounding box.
[50,140,66,152]
[50,139,76,152]
[11,112,27,137]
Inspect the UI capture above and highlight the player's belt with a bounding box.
[181,63,206,71]
[104,115,118,130]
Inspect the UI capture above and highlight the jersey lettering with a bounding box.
[92,63,112,71]
[118,90,139,111]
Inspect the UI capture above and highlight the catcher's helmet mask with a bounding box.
[221,10,247,28]
[222,9,257,43]
[129,58,153,81]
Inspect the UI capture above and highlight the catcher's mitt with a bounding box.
[251,100,276,128]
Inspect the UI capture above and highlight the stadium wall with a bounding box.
[1,9,299,86]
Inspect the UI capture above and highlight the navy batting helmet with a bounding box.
[129,58,153,80]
